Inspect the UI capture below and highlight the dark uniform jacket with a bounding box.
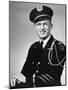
[11,35,66,88]
[21,35,66,87]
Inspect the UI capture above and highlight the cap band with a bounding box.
[33,14,51,23]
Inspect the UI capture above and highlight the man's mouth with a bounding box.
[40,31,46,33]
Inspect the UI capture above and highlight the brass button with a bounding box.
[48,62,49,65]
[38,62,40,64]
[34,46,36,48]
[36,70,39,73]
[32,62,34,64]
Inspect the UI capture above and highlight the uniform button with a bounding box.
[34,46,36,48]
[48,62,49,65]
[32,62,34,64]
[38,62,40,64]
[36,70,39,73]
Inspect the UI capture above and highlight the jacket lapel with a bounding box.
[43,35,55,50]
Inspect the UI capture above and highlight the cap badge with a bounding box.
[36,6,43,12]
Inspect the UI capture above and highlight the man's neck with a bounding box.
[40,35,51,48]
[40,35,51,42]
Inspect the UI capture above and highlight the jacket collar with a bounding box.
[43,35,55,49]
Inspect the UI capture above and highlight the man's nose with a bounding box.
[41,24,44,30]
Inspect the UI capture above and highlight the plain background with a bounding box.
[0,0,68,90]
[9,1,66,84]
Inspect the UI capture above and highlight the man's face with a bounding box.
[34,20,53,40]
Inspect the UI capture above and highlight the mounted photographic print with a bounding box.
[9,1,66,89]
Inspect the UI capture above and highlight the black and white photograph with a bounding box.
[9,1,66,89]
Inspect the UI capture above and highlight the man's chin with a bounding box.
[39,36,48,40]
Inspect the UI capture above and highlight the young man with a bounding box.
[10,5,66,88]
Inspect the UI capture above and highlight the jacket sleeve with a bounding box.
[21,45,36,77]
[48,41,66,81]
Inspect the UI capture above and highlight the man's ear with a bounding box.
[50,23,53,30]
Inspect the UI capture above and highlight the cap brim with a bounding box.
[34,16,51,23]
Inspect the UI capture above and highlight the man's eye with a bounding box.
[44,23,48,25]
